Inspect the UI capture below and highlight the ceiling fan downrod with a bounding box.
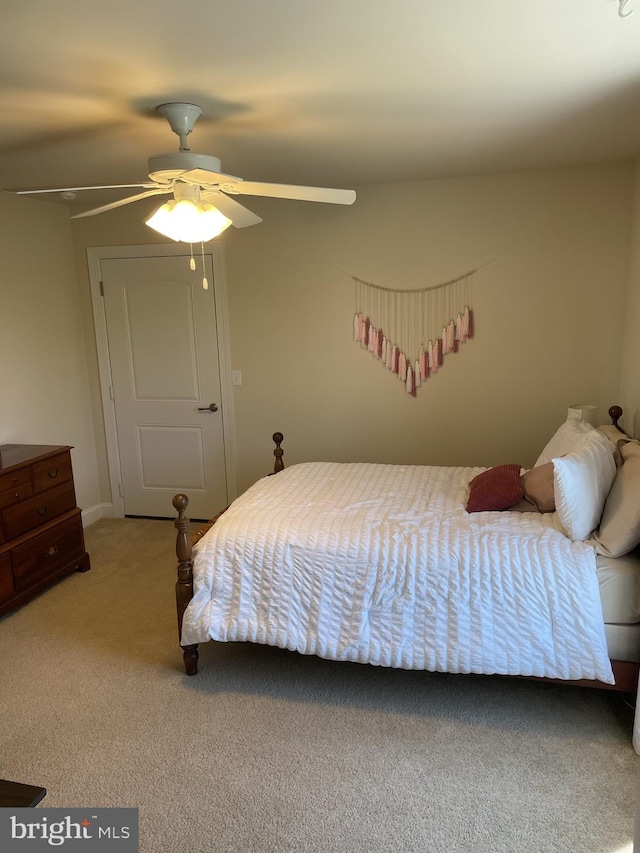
[157,102,203,151]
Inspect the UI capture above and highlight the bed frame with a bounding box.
[172,415,639,694]
[173,432,284,676]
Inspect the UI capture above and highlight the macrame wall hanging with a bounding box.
[352,266,479,397]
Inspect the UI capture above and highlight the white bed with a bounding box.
[183,460,614,683]
[173,407,640,752]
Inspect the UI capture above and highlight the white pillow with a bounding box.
[534,415,594,468]
[553,430,616,541]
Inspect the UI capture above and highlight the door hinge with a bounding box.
[99,281,104,297]
[109,385,115,401]
[118,483,124,498]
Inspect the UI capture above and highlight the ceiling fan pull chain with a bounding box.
[201,242,209,290]
[189,243,196,271]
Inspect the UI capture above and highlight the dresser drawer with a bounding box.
[12,515,85,592]
[2,483,77,541]
[0,482,32,511]
[32,452,72,494]
[0,467,30,493]
[0,553,14,605]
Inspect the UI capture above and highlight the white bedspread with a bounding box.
[182,461,614,683]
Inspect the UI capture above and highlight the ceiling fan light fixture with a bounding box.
[145,198,232,243]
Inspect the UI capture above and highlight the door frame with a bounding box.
[87,243,237,518]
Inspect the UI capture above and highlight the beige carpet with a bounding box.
[1,517,638,852]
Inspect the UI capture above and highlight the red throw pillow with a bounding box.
[466,465,524,513]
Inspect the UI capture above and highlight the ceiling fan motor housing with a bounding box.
[148,152,223,184]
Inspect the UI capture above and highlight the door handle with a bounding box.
[198,403,219,412]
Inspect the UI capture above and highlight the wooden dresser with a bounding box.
[0,444,90,616]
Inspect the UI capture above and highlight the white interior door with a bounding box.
[100,254,228,519]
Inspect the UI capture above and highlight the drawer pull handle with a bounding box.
[48,469,59,479]
[45,546,58,558]
[37,505,49,516]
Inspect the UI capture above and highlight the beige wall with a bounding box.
[619,160,640,437]
[70,161,634,499]
[0,193,100,514]
[1,160,632,519]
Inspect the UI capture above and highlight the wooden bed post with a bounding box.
[609,405,624,431]
[172,493,199,676]
[273,432,284,473]
[172,435,284,675]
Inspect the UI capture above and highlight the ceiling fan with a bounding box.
[6,102,357,235]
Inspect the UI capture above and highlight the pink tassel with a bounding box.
[461,306,469,343]
[378,331,384,360]
[399,352,407,381]
[422,350,429,379]
[364,318,370,348]
[386,340,393,369]
[393,346,400,374]
[414,360,421,390]
[450,321,456,352]
[437,339,443,366]
[353,313,360,341]
[406,363,413,394]
[455,314,462,341]
[468,308,474,338]
[441,327,449,355]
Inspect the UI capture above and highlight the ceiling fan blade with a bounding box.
[70,188,170,219]
[224,181,356,205]
[180,168,243,186]
[6,183,159,195]
[201,190,263,228]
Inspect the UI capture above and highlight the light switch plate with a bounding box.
[232,370,242,386]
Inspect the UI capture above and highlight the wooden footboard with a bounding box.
[173,432,285,675]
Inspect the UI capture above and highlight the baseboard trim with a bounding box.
[81,503,115,527]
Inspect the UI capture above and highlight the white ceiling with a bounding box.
[2,0,640,210]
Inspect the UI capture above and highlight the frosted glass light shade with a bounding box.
[146,199,231,243]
